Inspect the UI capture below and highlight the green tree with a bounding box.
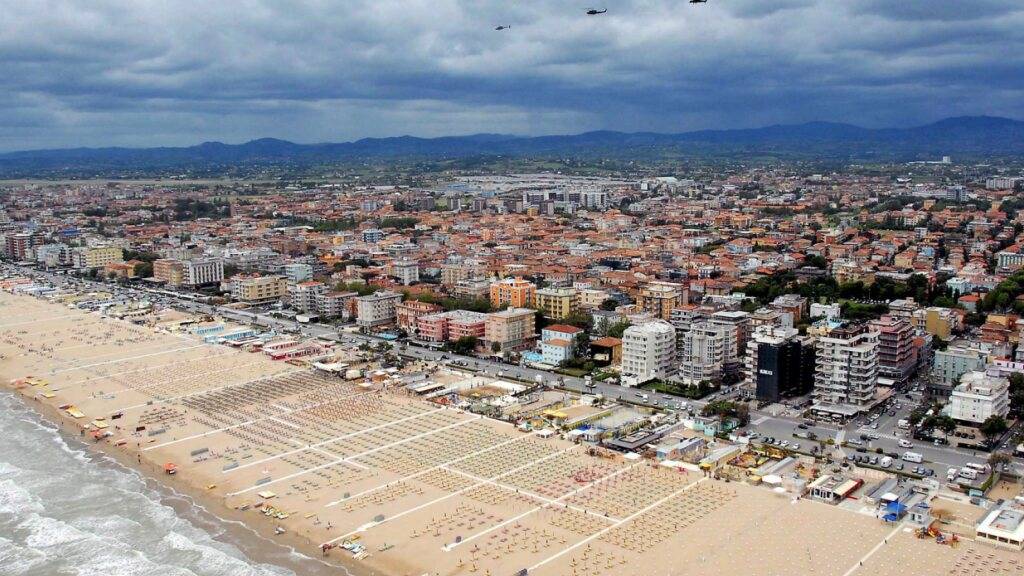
[980,415,1009,439]
[449,336,478,355]
[599,299,619,311]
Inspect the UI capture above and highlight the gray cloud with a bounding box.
[1,0,1023,151]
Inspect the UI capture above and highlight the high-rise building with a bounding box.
[290,281,327,313]
[231,275,289,305]
[869,315,917,386]
[746,325,816,404]
[677,321,729,384]
[812,323,880,417]
[621,320,676,385]
[183,258,224,286]
[72,246,123,270]
[283,263,314,284]
[930,346,988,399]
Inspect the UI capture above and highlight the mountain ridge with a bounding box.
[3,116,1024,172]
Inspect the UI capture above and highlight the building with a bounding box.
[677,321,730,385]
[869,315,917,386]
[489,277,536,310]
[153,259,185,286]
[540,324,584,366]
[977,504,1024,551]
[484,308,536,352]
[283,263,314,284]
[356,291,403,329]
[3,233,37,261]
[535,287,580,319]
[316,291,358,320]
[231,275,289,305]
[591,337,622,367]
[621,320,676,385]
[813,323,880,417]
[395,300,442,333]
[392,259,420,286]
[948,370,1010,425]
[748,326,817,404]
[636,281,688,320]
[912,307,959,341]
[362,228,384,243]
[290,281,327,313]
[771,294,809,324]
[931,346,989,397]
[72,246,123,270]
[183,258,224,286]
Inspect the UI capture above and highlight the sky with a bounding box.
[3,0,1024,151]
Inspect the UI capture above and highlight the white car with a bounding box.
[898,439,913,448]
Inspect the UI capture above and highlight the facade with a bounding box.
[621,320,676,384]
[747,326,816,403]
[678,321,730,384]
[771,294,809,324]
[535,287,579,319]
[484,308,536,352]
[912,307,959,341]
[4,233,38,261]
[869,315,917,385]
[72,246,123,270]
[232,275,289,305]
[813,323,880,415]
[948,370,1010,425]
[417,310,489,343]
[283,263,314,284]
[315,291,358,319]
[290,281,327,313]
[395,300,442,333]
[392,259,420,286]
[153,259,185,286]
[931,345,988,394]
[489,277,537,310]
[183,258,224,286]
[356,291,403,329]
[540,324,584,366]
[636,281,688,320]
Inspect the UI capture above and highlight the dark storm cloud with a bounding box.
[1,0,1023,151]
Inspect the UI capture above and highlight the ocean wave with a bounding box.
[0,535,47,575]
[162,531,294,576]
[0,479,45,517]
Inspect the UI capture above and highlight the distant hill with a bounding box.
[3,116,1024,175]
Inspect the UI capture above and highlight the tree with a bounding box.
[606,320,631,339]
[599,299,619,311]
[449,336,479,355]
[989,452,1011,466]
[490,341,501,354]
[980,415,1009,439]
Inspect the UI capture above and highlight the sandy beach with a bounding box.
[5,290,1024,576]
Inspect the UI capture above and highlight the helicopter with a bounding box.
[586,8,608,15]
[495,25,510,31]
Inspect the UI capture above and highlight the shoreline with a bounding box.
[3,386,367,576]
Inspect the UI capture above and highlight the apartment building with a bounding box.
[153,259,185,286]
[356,291,404,329]
[812,323,880,417]
[635,281,688,320]
[395,300,442,333]
[392,259,420,286]
[283,263,314,284]
[621,320,676,385]
[948,370,1010,425]
[72,246,123,270]
[315,291,358,320]
[869,315,917,386]
[677,321,730,385]
[540,324,583,366]
[490,277,537,310]
[484,308,536,352]
[535,287,579,320]
[232,275,289,305]
[290,281,327,313]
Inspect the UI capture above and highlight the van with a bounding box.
[947,468,959,481]
[965,462,991,474]
[897,419,910,430]
[880,456,893,468]
[902,452,923,463]
[959,469,978,481]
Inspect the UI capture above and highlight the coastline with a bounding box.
[2,386,367,576]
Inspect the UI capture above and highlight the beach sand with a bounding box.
[4,290,1024,576]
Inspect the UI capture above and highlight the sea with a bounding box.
[0,391,351,576]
